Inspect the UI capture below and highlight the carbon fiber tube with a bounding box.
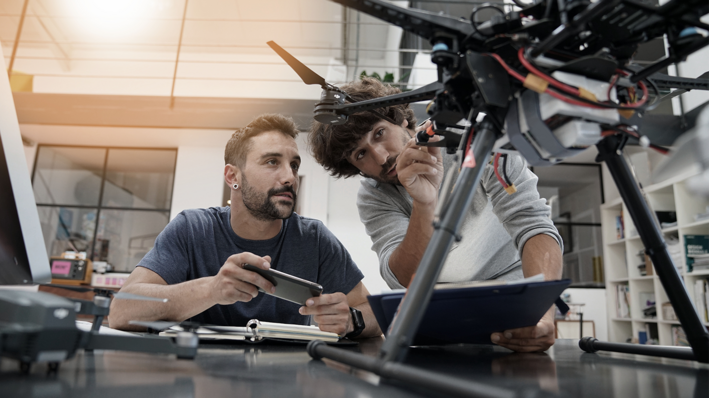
[308,341,521,398]
[579,337,695,361]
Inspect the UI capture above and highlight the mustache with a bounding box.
[268,185,296,198]
[379,156,397,179]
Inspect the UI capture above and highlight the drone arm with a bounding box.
[329,0,477,46]
[83,333,197,359]
[323,82,442,117]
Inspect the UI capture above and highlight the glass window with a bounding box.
[33,145,176,273]
[102,149,176,209]
[95,210,170,272]
[33,147,105,206]
[37,206,98,259]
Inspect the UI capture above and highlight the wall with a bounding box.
[562,288,608,342]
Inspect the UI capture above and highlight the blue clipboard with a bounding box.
[367,279,571,345]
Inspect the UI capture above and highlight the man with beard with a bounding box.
[110,114,381,339]
[309,78,563,351]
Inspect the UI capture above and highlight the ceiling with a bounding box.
[0,0,400,98]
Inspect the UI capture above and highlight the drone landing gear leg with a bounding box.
[579,135,709,363]
[308,120,515,398]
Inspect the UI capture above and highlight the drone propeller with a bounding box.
[43,284,168,302]
[129,320,251,334]
[268,40,404,125]
[267,41,331,90]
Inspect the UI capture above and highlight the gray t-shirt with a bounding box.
[357,152,562,289]
[137,207,364,326]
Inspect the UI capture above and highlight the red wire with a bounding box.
[488,53,602,108]
[493,153,508,188]
[517,48,580,96]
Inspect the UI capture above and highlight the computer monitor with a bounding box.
[0,51,51,285]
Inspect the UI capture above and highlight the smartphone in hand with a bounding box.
[243,264,323,305]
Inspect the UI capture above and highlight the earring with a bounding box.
[232,183,239,190]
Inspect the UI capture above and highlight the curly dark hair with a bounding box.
[225,113,299,168]
[308,78,417,179]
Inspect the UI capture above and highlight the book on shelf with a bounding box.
[616,284,630,318]
[159,319,341,343]
[615,212,625,240]
[685,235,709,272]
[694,279,708,323]
[671,325,689,347]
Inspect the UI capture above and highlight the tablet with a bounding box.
[368,279,571,345]
[243,264,323,305]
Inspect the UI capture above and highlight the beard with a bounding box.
[241,175,297,221]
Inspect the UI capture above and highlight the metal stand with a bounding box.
[581,135,709,363]
[308,119,509,397]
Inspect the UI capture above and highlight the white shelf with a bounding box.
[601,167,709,346]
[686,269,709,276]
[683,218,709,229]
[608,278,629,283]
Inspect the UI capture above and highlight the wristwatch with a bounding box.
[345,307,365,339]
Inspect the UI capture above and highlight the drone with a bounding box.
[0,286,198,374]
[267,0,709,395]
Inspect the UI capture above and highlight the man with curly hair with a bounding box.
[110,113,381,340]
[309,78,563,352]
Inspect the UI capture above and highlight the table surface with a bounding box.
[1,338,707,398]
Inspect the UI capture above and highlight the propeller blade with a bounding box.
[113,292,168,302]
[128,320,179,331]
[199,325,252,334]
[267,41,328,89]
[43,284,93,293]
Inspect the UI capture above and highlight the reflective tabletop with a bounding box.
[1,339,707,398]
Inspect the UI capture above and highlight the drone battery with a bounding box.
[50,257,93,286]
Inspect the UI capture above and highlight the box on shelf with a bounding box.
[662,302,678,321]
[656,211,677,229]
[639,292,656,319]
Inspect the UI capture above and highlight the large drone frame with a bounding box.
[271,0,709,396]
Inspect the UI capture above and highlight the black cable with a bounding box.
[501,154,513,186]
[470,5,506,38]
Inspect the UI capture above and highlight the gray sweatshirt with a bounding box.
[356,152,562,289]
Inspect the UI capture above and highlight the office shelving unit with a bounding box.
[602,169,709,346]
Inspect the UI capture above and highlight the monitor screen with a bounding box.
[0,135,33,284]
[0,49,51,285]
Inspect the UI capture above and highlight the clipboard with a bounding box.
[367,279,571,345]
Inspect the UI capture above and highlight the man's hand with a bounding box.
[490,309,556,352]
[208,253,276,305]
[298,293,351,336]
[396,121,444,206]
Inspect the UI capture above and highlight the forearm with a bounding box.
[521,234,563,280]
[387,201,436,288]
[109,277,217,330]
